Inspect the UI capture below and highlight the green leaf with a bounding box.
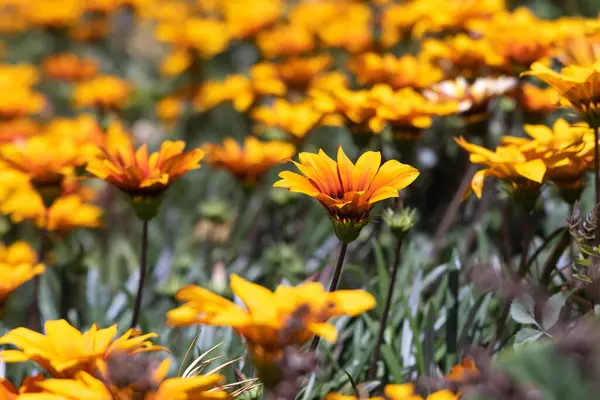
[542,293,566,330]
[510,294,538,326]
[513,328,544,347]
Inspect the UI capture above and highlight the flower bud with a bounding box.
[382,207,417,239]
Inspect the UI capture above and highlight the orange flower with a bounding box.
[23,0,83,28]
[0,319,165,378]
[349,53,444,90]
[257,24,314,59]
[252,99,329,142]
[86,139,204,219]
[0,241,44,307]
[156,95,184,125]
[194,75,255,113]
[203,137,295,186]
[517,83,560,115]
[0,119,39,144]
[0,376,44,398]
[317,2,371,53]
[42,53,98,82]
[223,0,281,40]
[167,274,375,364]
[273,55,332,91]
[274,147,419,242]
[0,64,44,119]
[155,18,229,58]
[73,75,132,110]
[446,357,479,381]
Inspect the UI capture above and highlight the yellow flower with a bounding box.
[73,75,132,110]
[274,147,419,241]
[0,64,38,88]
[423,76,517,120]
[70,16,110,41]
[273,55,333,91]
[455,137,547,199]
[155,18,229,58]
[23,0,83,27]
[194,75,255,113]
[0,241,44,307]
[0,375,44,398]
[160,48,193,77]
[553,33,600,68]
[0,64,44,119]
[0,319,165,378]
[156,95,184,125]
[522,61,600,125]
[224,0,282,40]
[446,357,479,381]
[517,83,560,115]
[252,99,327,142]
[325,384,457,400]
[0,135,88,187]
[420,35,505,78]
[203,137,295,186]
[0,119,39,144]
[42,53,98,82]
[86,139,204,219]
[168,274,375,363]
[317,2,372,53]
[21,362,229,400]
[257,24,314,59]
[349,53,444,90]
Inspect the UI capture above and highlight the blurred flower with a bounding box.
[0,64,44,120]
[523,62,600,125]
[0,135,89,188]
[160,48,193,77]
[517,83,559,115]
[224,0,281,40]
[42,53,98,82]
[203,136,295,186]
[23,0,83,28]
[273,55,333,91]
[252,99,329,143]
[73,75,132,110]
[70,15,110,41]
[0,319,165,378]
[421,35,505,78]
[0,64,39,88]
[326,384,457,400]
[194,75,255,113]
[349,53,444,90]
[0,241,44,307]
[29,365,229,400]
[423,76,517,119]
[86,139,204,219]
[447,357,479,381]
[155,18,229,58]
[553,33,600,68]
[317,2,371,53]
[0,376,44,397]
[274,147,419,242]
[167,274,375,363]
[156,95,184,125]
[502,119,595,194]
[257,24,314,59]
[455,137,547,199]
[0,119,39,144]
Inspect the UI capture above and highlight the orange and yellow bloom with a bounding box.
[203,137,295,186]
[0,241,44,307]
[73,75,132,110]
[167,274,375,364]
[274,147,419,242]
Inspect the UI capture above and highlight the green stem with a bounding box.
[131,220,149,329]
[309,242,348,352]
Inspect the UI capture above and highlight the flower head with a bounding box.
[167,274,375,363]
[257,24,314,59]
[73,75,132,110]
[155,18,229,58]
[326,384,457,400]
[517,83,560,115]
[274,147,419,242]
[203,137,295,186]
[522,62,600,126]
[0,241,44,307]
[0,319,165,378]
[86,138,204,219]
[224,0,281,40]
[42,53,98,82]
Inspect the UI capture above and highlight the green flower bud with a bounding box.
[382,207,417,239]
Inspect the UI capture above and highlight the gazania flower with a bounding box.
[160,48,193,77]
[349,53,444,90]
[423,76,517,120]
[0,135,89,189]
[167,274,375,364]
[194,75,255,113]
[274,147,419,242]
[326,384,457,400]
[0,119,39,144]
[553,33,600,68]
[22,0,83,28]
[86,139,204,220]
[156,95,184,125]
[517,83,559,116]
[27,366,229,400]
[522,62,600,126]
[257,24,314,59]
[73,75,132,110]
[272,55,333,91]
[317,2,371,53]
[0,375,44,397]
[455,137,547,201]
[420,35,505,78]
[0,87,44,120]
[0,241,44,307]
[0,319,165,378]
[446,357,479,381]
[0,64,39,88]
[252,99,330,143]
[203,137,295,186]
[155,18,229,58]
[223,0,281,40]
[42,53,98,82]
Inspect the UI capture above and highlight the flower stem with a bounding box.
[309,242,348,352]
[131,220,149,329]
[28,226,48,331]
[595,125,600,246]
[368,236,403,380]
